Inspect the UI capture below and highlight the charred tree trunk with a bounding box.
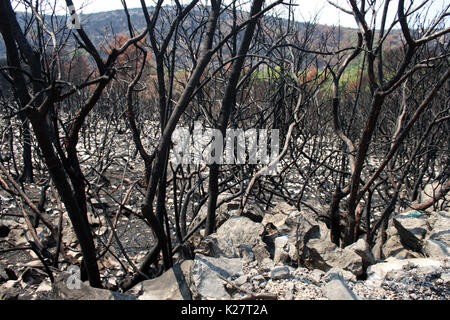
[206,0,264,235]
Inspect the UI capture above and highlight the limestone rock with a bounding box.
[393,211,429,252]
[303,238,364,276]
[273,236,290,265]
[52,272,136,300]
[259,257,275,272]
[237,244,255,264]
[130,260,193,300]
[262,202,326,266]
[199,216,270,263]
[270,266,291,280]
[382,233,424,259]
[425,211,450,258]
[233,275,248,286]
[366,257,444,287]
[346,238,375,270]
[424,239,449,258]
[192,253,243,300]
[382,209,450,259]
[323,273,359,300]
[36,280,52,293]
[325,267,357,282]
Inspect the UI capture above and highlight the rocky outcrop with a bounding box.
[129,260,193,300]
[195,216,270,264]
[424,239,449,257]
[381,209,450,259]
[52,272,136,300]
[424,211,450,258]
[261,202,326,266]
[381,233,423,260]
[393,211,429,252]
[323,273,359,300]
[270,266,290,280]
[365,257,447,288]
[302,238,365,276]
[273,236,290,265]
[191,254,243,299]
[347,238,376,270]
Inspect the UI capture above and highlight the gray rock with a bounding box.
[237,244,255,264]
[251,274,265,282]
[36,280,52,293]
[129,260,193,300]
[273,236,290,265]
[303,238,364,276]
[61,221,78,248]
[270,266,290,280]
[259,257,275,272]
[252,243,272,264]
[366,257,444,286]
[262,202,327,266]
[382,217,426,260]
[201,216,270,263]
[262,202,303,235]
[440,272,450,285]
[424,239,449,258]
[192,253,243,300]
[323,274,358,300]
[371,237,384,261]
[382,233,424,259]
[310,269,325,283]
[347,238,375,269]
[393,211,429,252]
[416,264,442,278]
[52,272,136,300]
[233,275,248,286]
[382,210,449,259]
[325,267,357,282]
[426,211,450,251]
[385,269,407,281]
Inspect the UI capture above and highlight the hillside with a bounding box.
[0,6,403,59]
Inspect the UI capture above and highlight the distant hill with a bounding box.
[0,6,403,61]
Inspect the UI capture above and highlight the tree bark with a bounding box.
[206,0,264,235]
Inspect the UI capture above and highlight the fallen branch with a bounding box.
[0,162,55,234]
[411,179,450,211]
